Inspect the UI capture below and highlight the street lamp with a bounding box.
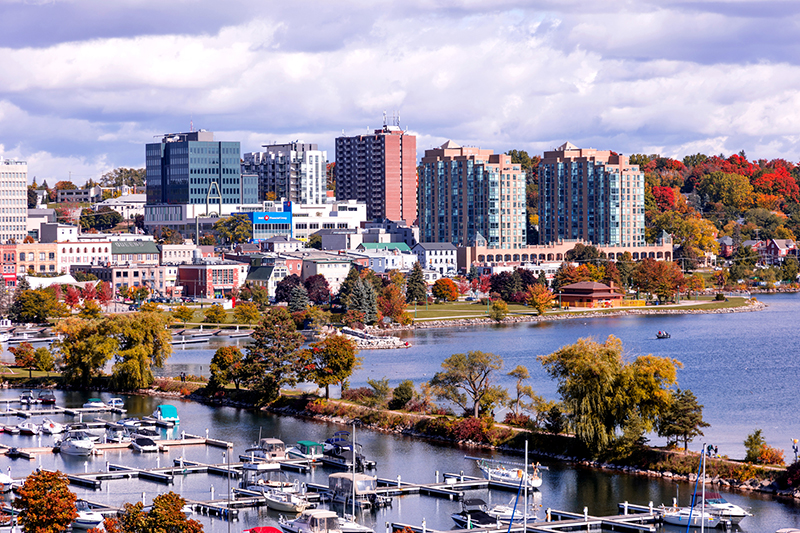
[793,439,798,463]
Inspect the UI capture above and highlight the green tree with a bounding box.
[109,312,173,391]
[539,336,680,455]
[15,470,77,533]
[366,377,391,407]
[696,171,753,211]
[209,346,246,391]
[744,429,766,463]
[100,167,146,188]
[337,267,361,307]
[10,288,57,323]
[730,245,759,281]
[10,342,36,378]
[232,301,260,325]
[213,214,252,245]
[432,278,459,301]
[783,256,799,282]
[506,365,532,417]
[307,234,322,249]
[112,491,202,533]
[288,284,310,313]
[488,299,508,321]
[172,304,195,325]
[430,350,505,418]
[53,318,118,389]
[389,379,415,410]
[349,278,377,324]
[524,284,554,315]
[657,388,709,451]
[244,307,307,403]
[307,335,360,399]
[203,304,227,324]
[35,347,55,376]
[406,262,428,303]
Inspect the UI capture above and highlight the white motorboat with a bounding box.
[338,515,374,533]
[41,418,64,435]
[486,500,540,523]
[3,425,19,435]
[151,404,180,424]
[108,398,126,413]
[131,437,159,453]
[58,435,95,456]
[0,473,15,493]
[17,422,40,436]
[245,437,288,461]
[0,333,10,344]
[287,440,325,461]
[106,426,131,443]
[702,492,752,524]
[263,488,313,513]
[73,501,104,529]
[280,509,342,533]
[321,432,374,471]
[82,398,107,409]
[661,506,723,528]
[474,458,544,488]
[328,472,391,509]
[19,390,40,405]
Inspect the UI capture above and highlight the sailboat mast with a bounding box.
[352,422,356,518]
[523,440,528,531]
[701,446,706,533]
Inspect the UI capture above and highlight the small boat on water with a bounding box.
[19,390,40,405]
[321,431,375,471]
[656,331,671,339]
[151,404,180,424]
[41,418,64,435]
[0,473,15,493]
[485,499,541,523]
[473,457,544,488]
[263,487,314,513]
[37,390,56,404]
[3,425,19,435]
[131,437,159,453]
[661,506,723,528]
[451,498,500,528]
[108,398,126,413]
[239,462,291,492]
[17,422,40,436]
[701,492,752,524]
[245,437,288,461]
[73,501,104,529]
[82,398,107,409]
[287,440,325,461]
[57,435,95,456]
[280,509,342,533]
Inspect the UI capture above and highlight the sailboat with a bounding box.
[661,445,729,529]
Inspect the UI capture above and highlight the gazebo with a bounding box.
[559,281,623,308]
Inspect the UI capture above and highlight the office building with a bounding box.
[242,142,327,204]
[335,120,416,223]
[418,141,526,248]
[145,130,258,209]
[0,158,28,244]
[538,142,645,246]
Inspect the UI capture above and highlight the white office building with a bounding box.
[243,142,327,205]
[0,158,28,243]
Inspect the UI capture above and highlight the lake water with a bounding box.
[0,293,799,532]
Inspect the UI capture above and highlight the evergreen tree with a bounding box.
[350,278,377,324]
[288,283,310,313]
[537,271,548,287]
[406,262,427,303]
[467,265,479,281]
[337,266,361,307]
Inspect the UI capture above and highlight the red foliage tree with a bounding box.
[81,283,97,301]
[48,283,63,301]
[651,186,676,211]
[64,286,81,309]
[97,281,113,310]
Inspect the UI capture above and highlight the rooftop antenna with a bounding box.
[383,111,387,127]
[190,116,194,132]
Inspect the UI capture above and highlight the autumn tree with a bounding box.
[524,284,554,315]
[172,304,195,325]
[78,300,103,319]
[109,312,173,390]
[112,491,202,533]
[405,262,427,303]
[81,283,97,301]
[232,301,260,325]
[15,470,77,533]
[275,274,303,303]
[378,283,407,321]
[432,278,459,301]
[489,299,508,322]
[306,335,360,399]
[10,342,36,378]
[203,304,227,324]
[539,335,681,455]
[212,214,252,245]
[245,307,307,403]
[657,389,709,451]
[53,318,118,388]
[631,259,685,302]
[96,281,113,310]
[10,288,57,323]
[209,346,246,391]
[35,347,55,376]
[430,351,506,418]
[64,286,81,309]
[101,167,146,188]
[489,271,521,301]
[304,274,331,304]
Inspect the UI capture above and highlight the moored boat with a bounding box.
[73,501,104,529]
[108,398,126,413]
[321,432,374,471]
[131,437,159,453]
[287,440,325,461]
[451,498,500,528]
[17,422,40,435]
[702,492,752,524]
[328,472,391,509]
[19,390,40,405]
[263,487,314,513]
[41,418,64,435]
[37,390,56,404]
[82,398,107,409]
[474,458,544,488]
[661,506,722,528]
[245,437,288,461]
[57,435,95,456]
[279,509,342,533]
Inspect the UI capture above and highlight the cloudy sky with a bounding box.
[1,0,799,184]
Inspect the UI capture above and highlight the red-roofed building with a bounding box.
[559,281,623,308]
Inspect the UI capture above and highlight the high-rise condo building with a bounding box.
[538,142,645,246]
[335,121,416,224]
[146,130,258,209]
[0,158,28,244]
[242,142,327,204]
[418,141,526,248]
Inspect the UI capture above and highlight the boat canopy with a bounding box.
[328,472,377,494]
[302,510,339,533]
[256,438,285,451]
[155,405,179,419]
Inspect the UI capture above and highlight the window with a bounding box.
[49,252,55,260]
[39,252,45,261]
[19,253,25,261]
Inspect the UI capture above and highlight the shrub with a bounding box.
[715,293,726,301]
[452,417,491,443]
[398,313,414,326]
[343,310,366,329]
[341,387,375,404]
[388,380,414,410]
[779,461,800,489]
[503,412,531,427]
[744,429,766,462]
[180,388,190,396]
[759,444,785,465]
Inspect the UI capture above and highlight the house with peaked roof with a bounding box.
[412,242,457,274]
[559,281,623,308]
[718,236,735,258]
[763,238,796,265]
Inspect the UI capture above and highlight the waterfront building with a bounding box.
[538,142,645,246]
[145,130,258,208]
[335,121,417,224]
[412,242,457,274]
[242,142,327,204]
[418,141,526,249]
[0,158,29,244]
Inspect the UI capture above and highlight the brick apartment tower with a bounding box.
[335,121,417,224]
[418,141,527,248]
[538,142,645,246]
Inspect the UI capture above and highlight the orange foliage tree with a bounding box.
[15,470,77,533]
[432,278,459,301]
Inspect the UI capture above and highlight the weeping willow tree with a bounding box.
[538,335,681,456]
[110,312,173,390]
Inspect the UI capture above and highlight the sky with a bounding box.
[2,0,800,185]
